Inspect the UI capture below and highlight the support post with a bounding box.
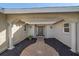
[8,23,15,50]
[71,22,77,53]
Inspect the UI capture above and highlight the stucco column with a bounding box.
[32,25,35,37]
[8,23,15,50]
[71,22,77,53]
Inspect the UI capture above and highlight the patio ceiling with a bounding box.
[21,16,63,24]
[8,13,65,24]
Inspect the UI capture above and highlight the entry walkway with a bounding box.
[20,36,59,56]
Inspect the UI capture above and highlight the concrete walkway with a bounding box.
[20,36,59,56]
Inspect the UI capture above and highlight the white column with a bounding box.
[71,22,77,53]
[32,25,34,37]
[8,23,15,50]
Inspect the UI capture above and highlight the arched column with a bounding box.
[8,23,15,50]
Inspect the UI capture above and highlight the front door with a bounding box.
[37,26,44,36]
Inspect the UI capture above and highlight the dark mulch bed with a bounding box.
[0,38,37,56]
[44,38,79,56]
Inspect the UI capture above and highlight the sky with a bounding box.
[0,3,79,8]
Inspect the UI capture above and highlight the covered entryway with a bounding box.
[4,12,78,56]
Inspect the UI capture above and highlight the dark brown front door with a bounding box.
[38,26,44,36]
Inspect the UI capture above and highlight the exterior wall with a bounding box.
[27,25,35,37]
[12,23,27,45]
[45,25,55,38]
[53,22,71,47]
[7,13,79,48]
[0,13,8,53]
[27,25,55,38]
[44,22,71,47]
[25,23,71,47]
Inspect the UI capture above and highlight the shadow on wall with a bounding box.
[0,29,8,53]
[0,14,8,53]
[12,21,27,45]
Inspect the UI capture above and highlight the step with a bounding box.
[36,36,44,42]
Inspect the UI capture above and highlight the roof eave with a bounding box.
[1,6,79,14]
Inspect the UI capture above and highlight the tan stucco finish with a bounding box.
[0,13,8,53]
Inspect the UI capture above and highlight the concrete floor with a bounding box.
[20,36,59,56]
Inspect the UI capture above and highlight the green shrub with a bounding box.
[27,35,33,40]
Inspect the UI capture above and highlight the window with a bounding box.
[64,23,70,32]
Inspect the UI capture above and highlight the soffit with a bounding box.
[3,6,79,14]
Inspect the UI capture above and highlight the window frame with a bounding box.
[63,23,70,33]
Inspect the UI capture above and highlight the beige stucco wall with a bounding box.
[27,25,35,37]
[0,13,28,53]
[12,22,27,45]
[45,25,55,38]
[0,13,8,53]
[53,21,71,47]
[39,21,71,47]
